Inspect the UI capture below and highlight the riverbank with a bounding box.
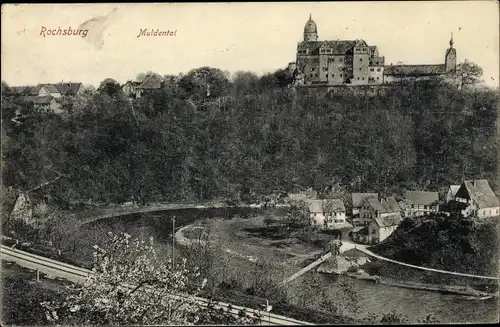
[316,253,499,299]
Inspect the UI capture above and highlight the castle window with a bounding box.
[311,67,315,71]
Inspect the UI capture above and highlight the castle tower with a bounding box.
[445,33,457,73]
[303,14,318,42]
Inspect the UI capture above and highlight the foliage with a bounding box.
[2,67,498,208]
[40,232,260,325]
[1,272,67,326]
[371,213,500,278]
[457,59,484,88]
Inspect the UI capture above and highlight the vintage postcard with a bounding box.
[1,1,499,326]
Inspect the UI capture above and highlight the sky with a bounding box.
[1,1,499,88]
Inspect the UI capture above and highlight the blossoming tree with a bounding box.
[41,232,261,325]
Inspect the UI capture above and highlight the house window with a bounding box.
[311,67,315,71]
[360,58,363,62]
[332,73,335,77]
[315,74,318,77]
[359,68,362,71]
[362,77,365,80]
[340,58,343,62]
[310,74,313,77]
[377,77,379,80]
[377,68,381,72]
[357,77,360,80]
[322,67,328,71]
[325,74,328,78]
[370,68,374,72]
[340,74,343,77]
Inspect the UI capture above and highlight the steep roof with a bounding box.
[40,84,60,93]
[366,197,392,214]
[457,180,499,209]
[298,40,357,55]
[373,212,403,228]
[352,193,378,208]
[308,199,345,213]
[323,199,346,213]
[54,83,82,95]
[136,76,162,89]
[404,191,439,206]
[383,64,445,76]
[385,197,400,212]
[308,200,323,213]
[449,185,460,196]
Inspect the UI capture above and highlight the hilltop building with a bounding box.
[291,15,457,86]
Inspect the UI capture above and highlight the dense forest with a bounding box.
[2,66,498,208]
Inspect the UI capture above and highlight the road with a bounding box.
[1,245,314,326]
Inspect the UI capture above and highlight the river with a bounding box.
[85,207,499,324]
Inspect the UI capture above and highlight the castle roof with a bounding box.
[298,40,358,55]
[383,64,445,76]
[304,15,317,34]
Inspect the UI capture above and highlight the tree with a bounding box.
[97,78,123,97]
[457,60,483,88]
[41,232,260,325]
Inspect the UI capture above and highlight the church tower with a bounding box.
[445,33,457,73]
[303,14,318,42]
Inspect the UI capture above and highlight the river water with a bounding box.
[85,207,499,324]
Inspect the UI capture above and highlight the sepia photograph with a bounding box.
[1,1,499,325]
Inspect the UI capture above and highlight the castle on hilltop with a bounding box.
[289,15,457,86]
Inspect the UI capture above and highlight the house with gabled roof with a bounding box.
[454,180,499,218]
[351,192,378,217]
[445,185,461,203]
[401,191,440,217]
[309,199,347,229]
[354,196,400,227]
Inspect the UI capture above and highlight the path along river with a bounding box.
[85,206,499,324]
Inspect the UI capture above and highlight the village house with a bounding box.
[8,82,82,114]
[351,192,378,217]
[309,199,346,229]
[122,75,163,99]
[353,196,400,227]
[352,212,403,244]
[445,185,461,203]
[24,95,63,113]
[121,81,141,98]
[453,180,499,218]
[401,191,439,217]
